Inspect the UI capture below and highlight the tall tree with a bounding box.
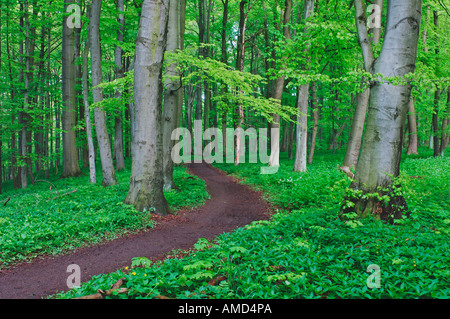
[349,0,423,220]
[269,0,292,168]
[90,0,118,186]
[82,4,96,184]
[114,0,126,171]
[235,0,253,165]
[220,0,229,155]
[308,81,319,164]
[407,98,419,155]
[440,87,450,155]
[293,0,314,172]
[163,0,186,191]
[341,0,378,170]
[125,0,170,215]
[432,10,440,157]
[62,0,82,178]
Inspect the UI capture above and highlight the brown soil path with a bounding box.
[0,163,271,299]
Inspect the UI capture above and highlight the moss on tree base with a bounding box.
[340,183,411,224]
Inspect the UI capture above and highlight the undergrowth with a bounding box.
[0,163,209,269]
[55,148,450,299]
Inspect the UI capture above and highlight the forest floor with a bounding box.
[0,163,271,299]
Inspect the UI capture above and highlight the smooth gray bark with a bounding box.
[293,84,308,172]
[354,0,423,217]
[82,5,96,184]
[125,0,170,215]
[370,0,384,44]
[307,82,318,164]
[440,87,450,155]
[90,0,117,186]
[235,0,252,165]
[432,11,440,157]
[62,0,81,179]
[269,0,292,168]
[293,0,314,172]
[114,0,125,171]
[342,0,378,169]
[220,0,229,155]
[163,0,185,191]
[407,98,419,155]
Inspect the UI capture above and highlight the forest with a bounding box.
[0,0,449,301]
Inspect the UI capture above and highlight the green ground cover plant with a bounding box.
[56,149,450,299]
[0,164,209,269]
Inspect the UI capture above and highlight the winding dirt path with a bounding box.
[0,163,271,299]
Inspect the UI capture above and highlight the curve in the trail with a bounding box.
[0,163,271,299]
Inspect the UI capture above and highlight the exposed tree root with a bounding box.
[73,278,128,299]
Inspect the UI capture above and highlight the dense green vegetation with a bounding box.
[0,0,449,301]
[0,163,209,269]
[55,149,450,299]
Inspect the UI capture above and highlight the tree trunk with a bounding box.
[328,118,348,152]
[342,0,378,169]
[90,0,117,186]
[234,0,252,165]
[186,84,194,137]
[370,0,383,44]
[347,0,423,222]
[343,88,370,167]
[20,2,29,189]
[5,7,19,188]
[203,0,212,137]
[432,11,440,157]
[194,0,206,156]
[82,5,96,184]
[293,84,308,172]
[125,0,170,215]
[280,119,289,152]
[74,2,87,169]
[220,0,229,155]
[406,98,419,155]
[432,88,440,157]
[114,0,126,171]
[293,0,314,172]
[62,0,82,178]
[269,0,292,168]
[163,0,185,191]
[308,82,319,164]
[440,87,450,155]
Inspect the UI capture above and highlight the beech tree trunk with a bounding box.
[163,0,185,191]
[407,98,419,155]
[125,0,170,215]
[342,0,378,169]
[349,0,423,221]
[62,0,81,179]
[114,0,125,171]
[82,4,96,184]
[234,0,252,165]
[5,7,19,188]
[269,0,292,168]
[370,0,384,44]
[220,0,229,155]
[21,1,32,188]
[293,0,314,172]
[308,82,319,164]
[90,0,117,186]
[432,11,440,157]
[440,87,450,155]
